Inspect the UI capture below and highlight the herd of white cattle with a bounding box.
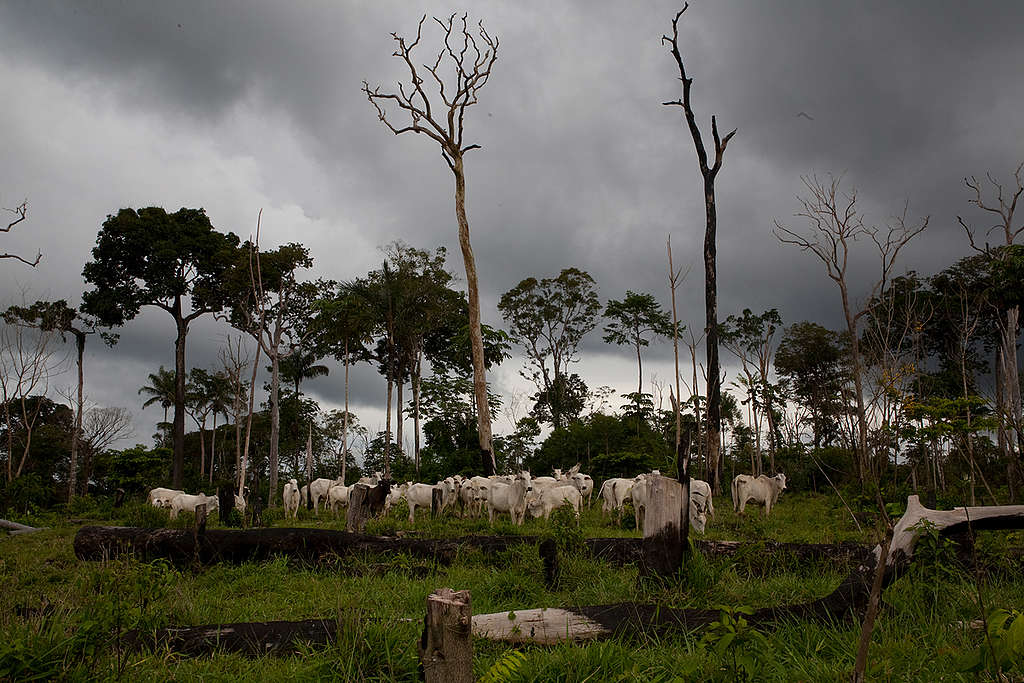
[147,467,788,533]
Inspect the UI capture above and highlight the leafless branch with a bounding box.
[363,14,498,171]
[957,160,1024,253]
[1,202,41,267]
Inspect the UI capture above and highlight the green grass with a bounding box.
[1,492,1021,681]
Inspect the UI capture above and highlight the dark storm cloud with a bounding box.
[1,1,1022,445]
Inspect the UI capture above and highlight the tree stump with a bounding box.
[640,474,684,577]
[346,484,371,533]
[431,488,443,519]
[418,588,472,683]
[539,537,560,588]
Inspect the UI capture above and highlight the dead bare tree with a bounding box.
[0,321,66,482]
[775,175,927,484]
[77,406,133,493]
[958,161,1024,497]
[220,335,251,491]
[1,201,41,267]
[663,4,737,493]
[363,14,498,475]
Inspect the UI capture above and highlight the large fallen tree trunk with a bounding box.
[472,496,1024,643]
[73,524,870,568]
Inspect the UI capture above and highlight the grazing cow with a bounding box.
[300,478,336,514]
[732,473,787,516]
[283,479,301,519]
[436,477,458,512]
[526,484,582,521]
[598,478,634,522]
[531,476,561,491]
[328,484,351,513]
[148,487,184,509]
[168,492,219,520]
[487,471,533,525]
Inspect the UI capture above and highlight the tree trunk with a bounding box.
[414,347,422,478]
[172,308,188,488]
[840,284,870,485]
[268,344,281,505]
[68,332,85,502]
[704,181,722,494]
[239,341,262,501]
[396,376,404,462]
[385,373,393,479]
[209,412,217,485]
[342,338,349,484]
[453,156,495,476]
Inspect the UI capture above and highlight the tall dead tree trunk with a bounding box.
[364,14,499,476]
[663,4,736,494]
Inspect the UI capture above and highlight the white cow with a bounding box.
[487,471,533,525]
[406,483,445,522]
[283,479,300,519]
[168,492,219,520]
[328,484,351,513]
[526,484,582,520]
[570,472,594,506]
[147,487,184,509]
[300,478,337,514]
[436,477,458,512]
[357,471,384,486]
[598,478,635,522]
[234,494,247,516]
[531,476,561,491]
[689,478,714,518]
[462,476,492,517]
[732,473,787,516]
[383,482,409,514]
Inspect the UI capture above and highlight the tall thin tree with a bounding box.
[363,14,499,475]
[663,5,736,493]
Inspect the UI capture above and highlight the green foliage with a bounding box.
[958,608,1024,675]
[122,502,170,529]
[96,445,170,495]
[544,504,584,555]
[479,649,527,683]
[699,604,771,682]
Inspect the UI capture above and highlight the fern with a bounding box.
[479,649,527,683]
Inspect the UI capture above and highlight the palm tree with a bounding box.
[279,347,330,403]
[139,366,176,425]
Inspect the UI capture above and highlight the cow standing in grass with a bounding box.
[732,473,787,516]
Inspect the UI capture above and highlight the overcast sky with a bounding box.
[1,1,1022,454]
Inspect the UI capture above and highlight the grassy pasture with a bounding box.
[1,492,1022,681]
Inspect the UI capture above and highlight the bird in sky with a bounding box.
[796,111,814,121]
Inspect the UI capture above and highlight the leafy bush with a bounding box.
[122,502,169,529]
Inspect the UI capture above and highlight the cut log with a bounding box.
[73,524,874,569]
[124,618,339,655]
[1,518,44,535]
[419,588,473,683]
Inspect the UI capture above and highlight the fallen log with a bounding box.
[125,618,340,655]
[73,524,872,569]
[1,518,44,535]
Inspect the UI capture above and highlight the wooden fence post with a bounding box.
[419,588,472,683]
[193,503,208,566]
[641,474,684,577]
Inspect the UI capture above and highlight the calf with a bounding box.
[283,479,300,519]
[168,492,219,520]
[526,484,582,520]
[731,473,787,516]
